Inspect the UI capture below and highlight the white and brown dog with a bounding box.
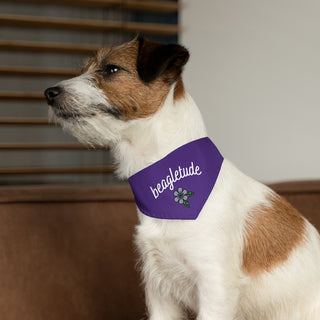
[45,37,320,319]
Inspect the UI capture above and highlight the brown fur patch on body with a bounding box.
[173,76,186,100]
[84,39,186,120]
[242,193,306,275]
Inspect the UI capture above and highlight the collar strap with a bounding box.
[129,137,223,220]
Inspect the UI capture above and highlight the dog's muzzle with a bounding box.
[44,86,62,106]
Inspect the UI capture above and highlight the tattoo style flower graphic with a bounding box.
[174,187,194,208]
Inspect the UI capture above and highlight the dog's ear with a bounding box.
[137,37,189,83]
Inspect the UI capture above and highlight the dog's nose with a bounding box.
[44,86,61,105]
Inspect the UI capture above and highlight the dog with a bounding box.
[45,37,320,319]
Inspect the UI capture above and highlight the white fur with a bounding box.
[51,73,320,320]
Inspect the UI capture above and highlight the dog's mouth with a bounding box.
[51,102,97,120]
[44,86,96,121]
[44,86,123,122]
[48,102,122,124]
[48,102,92,121]
[52,109,95,120]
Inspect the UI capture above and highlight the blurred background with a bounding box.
[0,0,319,185]
[182,0,320,183]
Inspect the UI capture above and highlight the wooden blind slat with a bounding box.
[0,67,79,77]
[0,40,100,54]
[0,118,49,125]
[0,166,114,174]
[115,0,180,13]
[0,93,44,100]
[0,14,180,36]
[0,143,104,150]
[10,0,180,13]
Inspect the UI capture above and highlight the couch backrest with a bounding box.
[270,180,320,231]
[0,184,144,320]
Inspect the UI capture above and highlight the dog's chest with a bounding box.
[135,224,198,306]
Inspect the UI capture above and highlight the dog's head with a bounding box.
[44,37,189,146]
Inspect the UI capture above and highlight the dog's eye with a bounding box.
[102,64,121,75]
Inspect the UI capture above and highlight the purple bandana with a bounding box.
[128,137,223,220]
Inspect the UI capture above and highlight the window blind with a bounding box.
[0,0,180,185]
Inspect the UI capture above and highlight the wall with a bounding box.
[181,0,320,183]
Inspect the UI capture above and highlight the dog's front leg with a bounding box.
[145,282,184,320]
[195,264,240,320]
[196,283,239,319]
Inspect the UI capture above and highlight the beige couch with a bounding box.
[0,181,319,320]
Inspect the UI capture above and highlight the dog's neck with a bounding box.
[112,85,208,179]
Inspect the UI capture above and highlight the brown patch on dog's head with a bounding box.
[242,193,306,275]
[84,37,189,120]
[173,75,186,100]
